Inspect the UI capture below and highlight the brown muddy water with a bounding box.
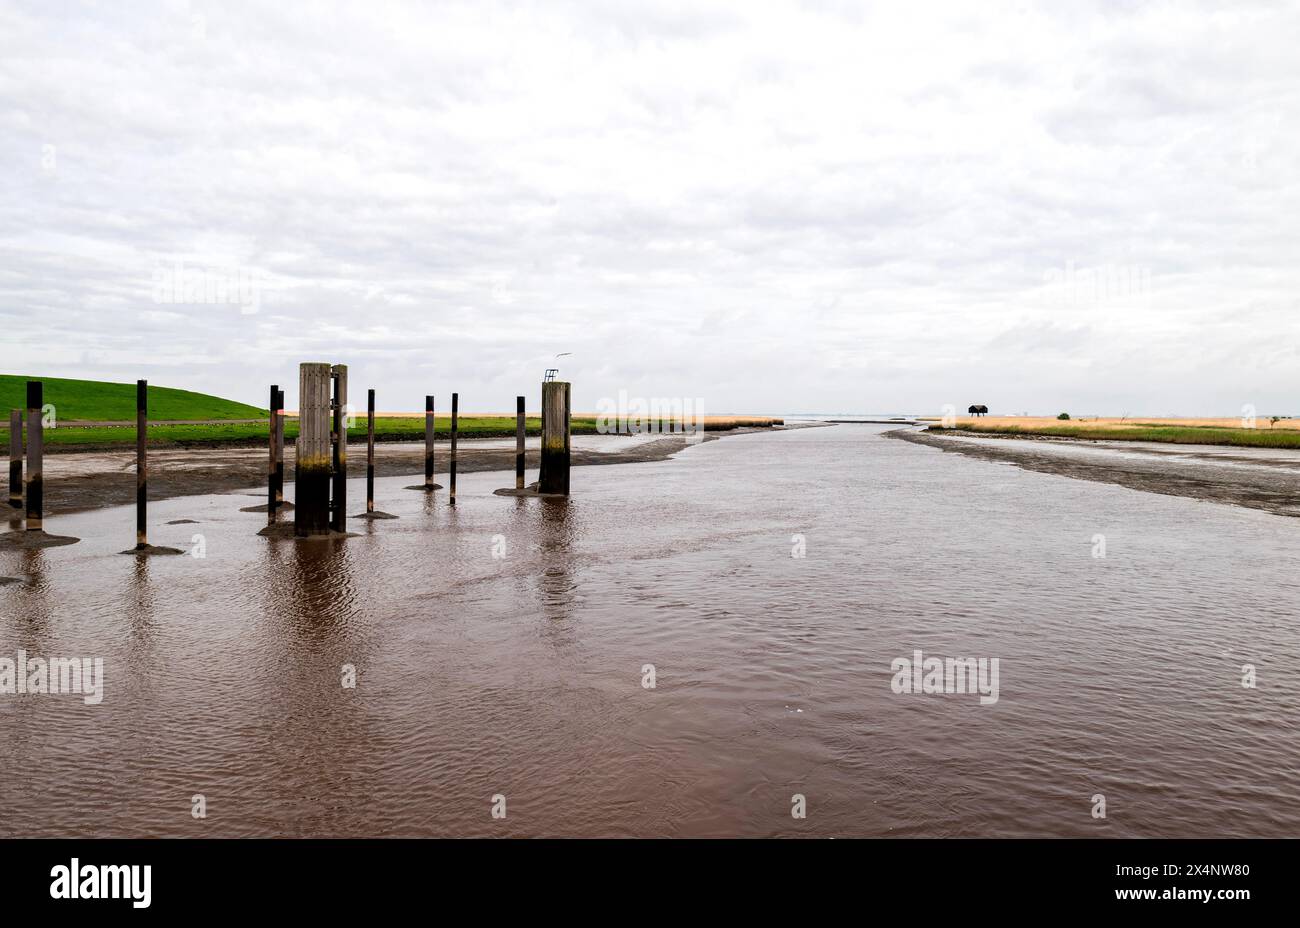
[1,424,1298,837]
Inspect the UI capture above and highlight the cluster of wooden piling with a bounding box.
[289,362,348,537]
[1,368,575,551]
[0,380,78,550]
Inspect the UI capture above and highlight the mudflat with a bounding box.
[891,427,1300,518]
[4,430,785,517]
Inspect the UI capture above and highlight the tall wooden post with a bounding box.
[295,363,332,536]
[267,383,278,519]
[515,395,526,490]
[25,381,42,530]
[424,395,436,489]
[330,365,348,533]
[7,409,20,508]
[449,392,458,503]
[366,388,376,513]
[274,386,285,507]
[135,379,147,548]
[538,380,571,496]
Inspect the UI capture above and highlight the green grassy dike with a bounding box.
[935,423,1300,450]
[0,375,762,451]
[0,416,607,450]
[0,374,266,421]
[0,415,737,450]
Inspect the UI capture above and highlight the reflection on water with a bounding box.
[9,550,52,644]
[536,498,577,627]
[1,424,1299,837]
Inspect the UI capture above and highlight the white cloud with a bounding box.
[1,0,1297,415]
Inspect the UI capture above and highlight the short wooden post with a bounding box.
[7,409,20,508]
[424,395,436,489]
[25,381,43,530]
[449,392,458,502]
[366,388,376,513]
[135,379,147,548]
[515,395,526,490]
[538,380,571,495]
[330,364,348,533]
[294,363,332,536]
[273,386,285,507]
[267,384,278,519]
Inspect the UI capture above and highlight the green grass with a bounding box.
[0,416,608,449]
[0,374,266,421]
[939,423,1300,449]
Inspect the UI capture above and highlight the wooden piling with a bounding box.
[330,364,348,533]
[449,392,458,502]
[424,395,435,489]
[136,379,147,548]
[7,409,20,508]
[538,380,571,495]
[366,387,376,513]
[294,363,333,536]
[267,384,278,519]
[515,395,526,490]
[274,386,285,507]
[25,381,42,530]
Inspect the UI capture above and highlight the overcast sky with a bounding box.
[2,1,1297,415]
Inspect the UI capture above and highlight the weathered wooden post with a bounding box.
[267,384,278,519]
[515,395,526,490]
[274,386,285,509]
[406,394,443,493]
[294,363,333,536]
[424,395,436,489]
[119,380,180,556]
[135,379,147,548]
[366,388,376,513]
[330,364,348,533]
[449,392,459,503]
[354,388,398,520]
[537,380,571,495]
[25,381,42,530]
[7,409,20,508]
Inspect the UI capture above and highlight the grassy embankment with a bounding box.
[1,375,779,449]
[0,416,601,448]
[0,374,266,421]
[935,417,1300,450]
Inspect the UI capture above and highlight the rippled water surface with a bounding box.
[2,424,1298,837]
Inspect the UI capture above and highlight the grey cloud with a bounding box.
[1,0,1297,416]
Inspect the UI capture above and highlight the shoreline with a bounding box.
[4,427,794,518]
[0,414,786,454]
[929,418,1300,450]
[889,427,1300,518]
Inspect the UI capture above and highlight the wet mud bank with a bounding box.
[13,429,785,517]
[889,428,1300,519]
